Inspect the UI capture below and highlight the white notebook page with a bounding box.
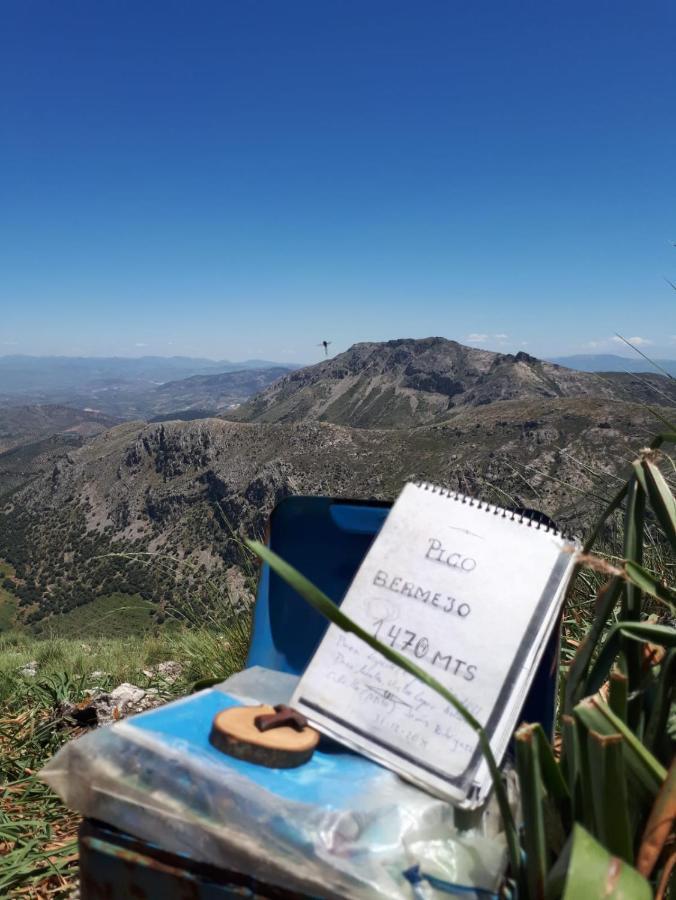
[291,483,576,806]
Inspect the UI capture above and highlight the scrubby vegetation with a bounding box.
[29,592,155,639]
[0,493,249,631]
[0,531,255,897]
[3,431,671,897]
[0,616,251,897]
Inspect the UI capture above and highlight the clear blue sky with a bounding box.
[1,1,674,363]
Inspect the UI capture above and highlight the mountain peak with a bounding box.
[228,337,676,429]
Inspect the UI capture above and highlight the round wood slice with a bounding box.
[209,705,320,768]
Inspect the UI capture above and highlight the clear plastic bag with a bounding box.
[41,666,517,899]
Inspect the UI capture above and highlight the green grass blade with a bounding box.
[587,730,633,863]
[533,723,570,801]
[559,824,651,900]
[574,697,667,798]
[623,560,676,613]
[608,668,628,723]
[643,648,675,765]
[564,575,623,712]
[560,715,582,823]
[529,722,571,852]
[515,725,548,900]
[586,621,676,696]
[0,839,77,894]
[621,478,644,697]
[650,432,676,449]
[576,717,598,833]
[641,458,676,551]
[246,538,522,881]
[632,460,649,494]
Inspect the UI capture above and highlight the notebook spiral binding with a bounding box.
[413,481,574,541]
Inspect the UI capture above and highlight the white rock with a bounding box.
[110,683,146,706]
[19,660,38,677]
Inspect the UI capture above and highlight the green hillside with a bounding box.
[0,560,19,633]
[31,592,155,639]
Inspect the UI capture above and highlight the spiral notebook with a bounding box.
[291,482,578,808]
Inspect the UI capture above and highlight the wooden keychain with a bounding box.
[209,704,320,768]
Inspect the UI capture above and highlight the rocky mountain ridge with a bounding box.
[229,337,676,428]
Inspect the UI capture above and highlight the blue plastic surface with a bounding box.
[246,497,390,674]
[130,688,384,809]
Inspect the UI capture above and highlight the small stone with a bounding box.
[142,660,183,683]
[156,660,182,681]
[19,660,38,677]
[110,683,146,706]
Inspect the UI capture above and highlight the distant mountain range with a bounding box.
[0,337,673,631]
[3,349,673,423]
[547,354,676,377]
[0,355,296,418]
[0,354,296,389]
[144,367,292,419]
